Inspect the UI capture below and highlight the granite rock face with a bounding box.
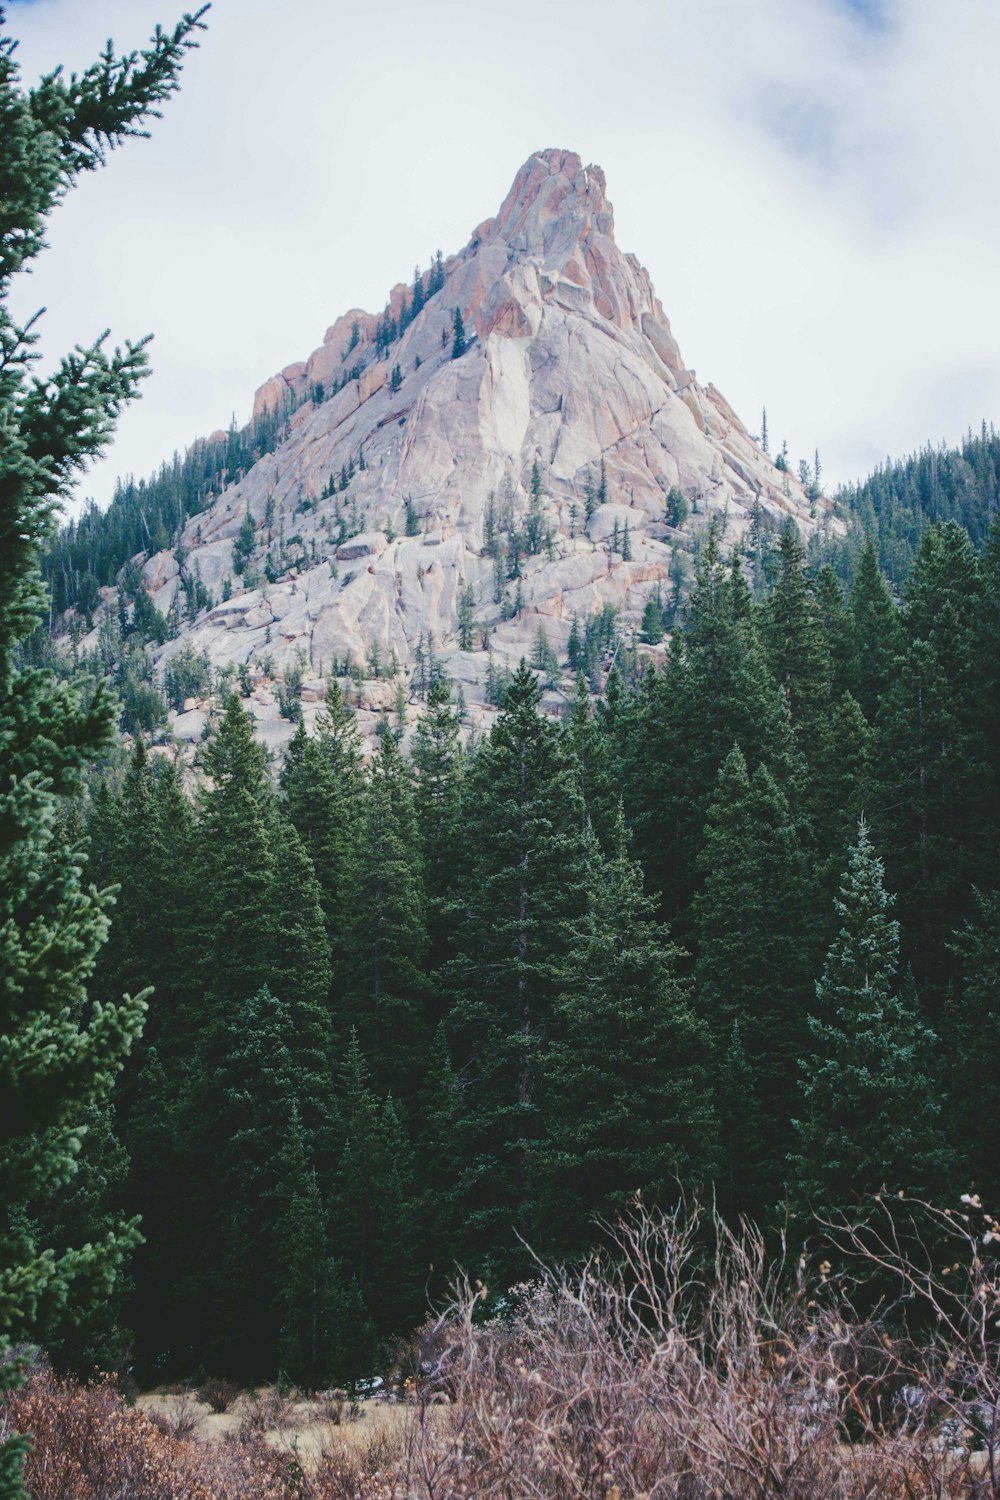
[115,149,834,748]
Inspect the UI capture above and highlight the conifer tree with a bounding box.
[331,1035,419,1339]
[207,985,302,1376]
[447,665,593,1277]
[950,890,1000,1201]
[562,673,618,850]
[762,523,832,758]
[269,821,335,1154]
[280,680,364,960]
[451,306,466,359]
[815,565,854,701]
[629,523,800,927]
[411,678,463,974]
[0,8,206,1488]
[413,1023,461,1278]
[792,823,949,1213]
[847,539,901,721]
[538,811,717,1255]
[341,735,429,1100]
[272,1106,336,1389]
[810,691,873,902]
[694,747,819,1216]
[197,695,275,1025]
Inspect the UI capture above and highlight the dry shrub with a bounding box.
[147,1388,205,1442]
[313,1389,348,1425]
[1,1370,214,1500]
[198,1376,241,1414]
[313,1423,409,1500]
[3,1199,997,1498]
[401,1197,1000,1500]
[237,1387,297,1440]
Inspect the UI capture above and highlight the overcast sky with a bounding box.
[8,0,1000,510]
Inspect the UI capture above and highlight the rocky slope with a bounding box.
[115,149,833,750]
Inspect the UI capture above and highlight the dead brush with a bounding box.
[198,1375,241,1413]
[146,1386,204,1442]
[238,1386,297,1440]
[399,1197,1000,1500]
[313,1422,410,1500]
[313,1387,349,1425]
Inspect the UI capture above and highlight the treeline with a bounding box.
[42,515,1000,1390]
[821,421,1000,585]
[42,405,292,618]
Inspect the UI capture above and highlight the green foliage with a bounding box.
[538,812,718,1254]
[694,747,819,1217]
[447,665,593,1279]
[451,306,466,359]
[792,823,949,1213]
[0,5,206,1490]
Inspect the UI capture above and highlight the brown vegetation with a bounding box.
[3,1200,997,1498]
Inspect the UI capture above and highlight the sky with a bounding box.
[8,0,1000,510]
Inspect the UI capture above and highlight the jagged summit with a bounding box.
[100,151,834,752]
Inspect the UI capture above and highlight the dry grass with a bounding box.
[4,1198,999,1497]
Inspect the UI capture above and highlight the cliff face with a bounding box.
[130,149,830,750]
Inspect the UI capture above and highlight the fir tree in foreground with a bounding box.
[0,8,206,1494]
[537,811,718,1254]
[792,822,949,1215]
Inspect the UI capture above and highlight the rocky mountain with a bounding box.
[90,148,833,751]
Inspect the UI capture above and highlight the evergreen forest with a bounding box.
[34,510,1000,1390]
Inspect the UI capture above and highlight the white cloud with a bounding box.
[8,0,1000,509]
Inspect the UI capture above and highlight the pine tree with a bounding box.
[280,681,364,961]
[197,695,275,1023]
[815,565,853,700]
[762,523,832,758]
[207,985,303,1376]
[272,1106,336,1389]
[447,665,593,1278]
[0,8,206,1488]
[457,582,475,650]
[950,890,1000,1201]
[640,594,664,644]
[451,306,466,359]
[629,523,800,928]
[562,673,618,850]
[411,678,463,976]
[538,812,717,1255]
[331,1035,419,1340]
[694,747,819,1217]
[847,539,901,721]
[340,735,429,1101]
[792,823,949,1213]
[411,264,425,317]
[269,820,335,1154]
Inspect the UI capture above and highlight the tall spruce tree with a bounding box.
[268,820,335,1157]
[762,522,832,761]
[331,1034,419,1340]
[411,677,463,975]
[340,734,429,1102]
[0,8,206,1491]
[694,747,819,1217]
[792,823,949,1213]
[629,524,799,927]
[280,680,364,962]
[538,811,718,1256]
[847,539,901,722]
[949,890,1000,1202]
[447,665,593,1277]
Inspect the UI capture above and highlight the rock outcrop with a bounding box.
[100,149,837,750]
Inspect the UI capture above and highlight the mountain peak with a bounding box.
[483,149,613,257]
[86,153,836,753]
